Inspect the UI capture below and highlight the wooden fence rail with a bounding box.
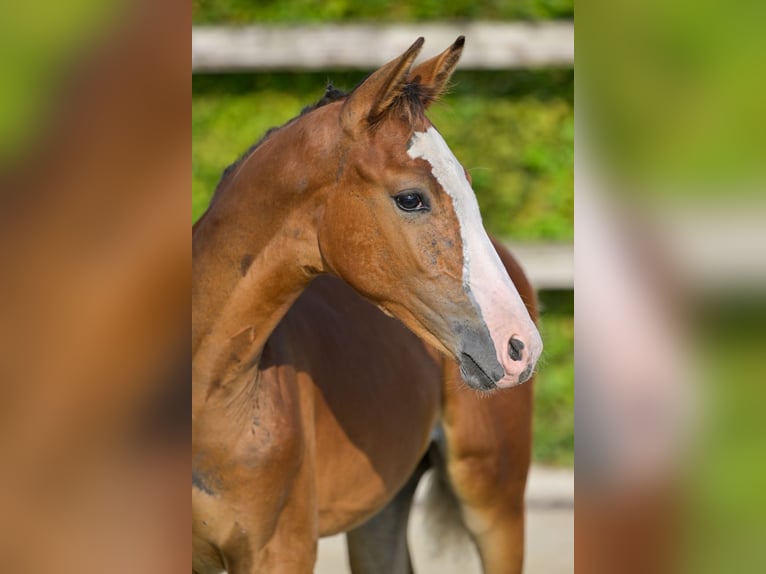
[503,242,573,290]
[192,22,574,72]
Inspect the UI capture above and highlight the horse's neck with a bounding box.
[192,171,320,412]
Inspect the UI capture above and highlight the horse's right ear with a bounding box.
[341,38,424,132]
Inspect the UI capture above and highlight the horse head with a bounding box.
[310,37,542,389]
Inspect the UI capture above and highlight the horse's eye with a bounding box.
[394,192,428,212]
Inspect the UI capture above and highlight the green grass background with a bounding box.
[193,0,573,24]
[0,0,118,163]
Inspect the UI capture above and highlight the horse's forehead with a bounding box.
[352,128,414,169]
[406,127,469,191]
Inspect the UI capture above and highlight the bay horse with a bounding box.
[192,37,542,574]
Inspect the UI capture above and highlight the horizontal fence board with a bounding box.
[502,242,573,290]
[192,22,574,72]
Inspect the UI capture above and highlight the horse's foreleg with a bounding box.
[455,489,526,574]
[229,531,318,574]
[346,457,429,574]
[225,478,319,574]
[220,433,319,573]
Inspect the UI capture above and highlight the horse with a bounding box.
[192,37,542,574]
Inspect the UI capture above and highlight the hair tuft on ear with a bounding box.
[406,36,466,108]
[341,38,425,132]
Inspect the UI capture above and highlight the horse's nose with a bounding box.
[508,336,525,362]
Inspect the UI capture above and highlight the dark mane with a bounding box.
[374,81,434,130]
[216,83,348,189]
[214,79,433,193]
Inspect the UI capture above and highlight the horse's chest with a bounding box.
[311,373,440,535]
[193,368,307,496]
[193,368,310,553]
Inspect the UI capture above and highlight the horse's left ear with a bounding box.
[341,37,424,132]
[407,36,465,106]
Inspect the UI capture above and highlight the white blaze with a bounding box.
[407,127,542,385]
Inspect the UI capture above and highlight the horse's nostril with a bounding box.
[508,337,525,362]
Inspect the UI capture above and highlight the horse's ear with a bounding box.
[341,37,424,131]
[407,36,465,106]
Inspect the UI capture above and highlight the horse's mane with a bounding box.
[214,79,432,195]
[215,83,348,192]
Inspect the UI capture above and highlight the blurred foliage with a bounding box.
[193,0,573,24]
[430,71,573,240]
[534,290,574,465]
[685,297,766,573]
[579,0,766,197]
[0,0,120,164]
[192,69,573,240]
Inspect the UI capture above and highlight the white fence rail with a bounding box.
[192,22,574,72]
[504,242,573,290]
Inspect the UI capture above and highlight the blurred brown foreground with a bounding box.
[0,0,188,572]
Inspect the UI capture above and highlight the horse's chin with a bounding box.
[458,352,504,391]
